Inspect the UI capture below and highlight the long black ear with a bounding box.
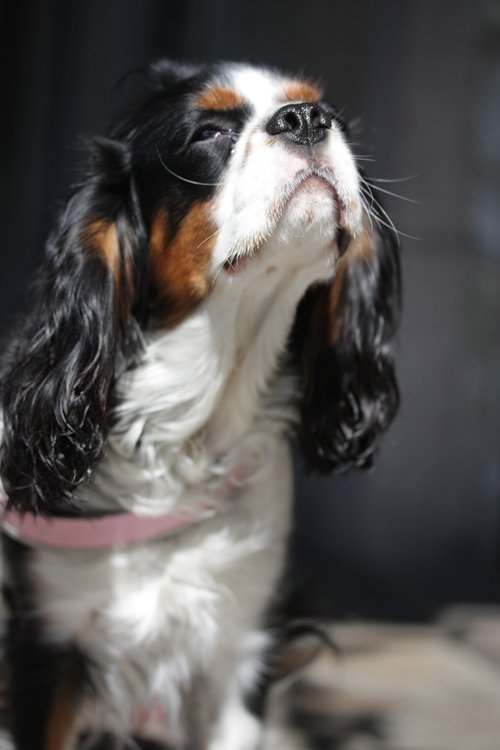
[292,218,401,473]
[0,138,147,513]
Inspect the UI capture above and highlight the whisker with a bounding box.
[368,174,422,184]
[360,194,375,231]
[369,197,401,239]
[360,182,421,242]
[361,185,400,243]
[365,181,420,204]
[157,146,223,187]
[360,182,377,212]
[196,228,222,250]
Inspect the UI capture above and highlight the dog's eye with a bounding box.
[193,127,221,141]
[191,126,240,144]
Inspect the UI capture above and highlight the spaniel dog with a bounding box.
[0,60,400,750]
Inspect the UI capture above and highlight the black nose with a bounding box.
[265,102,332,146]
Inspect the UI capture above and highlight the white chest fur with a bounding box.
[28,222,336,742]
[32,441,292,741]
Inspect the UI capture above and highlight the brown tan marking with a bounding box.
[282,80,322,103]
[327,223,376,343]
[299,219,376,376]
[196,87,245,111]
[83,218,135,316]
[149,203,217,326]
[45,682,77,750]
[84,220,121,279]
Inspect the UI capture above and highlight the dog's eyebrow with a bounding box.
[196,86,246,111]
[282,81,322,103]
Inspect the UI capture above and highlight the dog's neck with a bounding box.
[81,233,335,515]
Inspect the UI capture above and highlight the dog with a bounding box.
[0,60,400,750]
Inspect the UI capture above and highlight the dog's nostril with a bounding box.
[311,105,331,130]
[283,111,301,131]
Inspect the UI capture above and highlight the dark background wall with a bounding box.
[1,0,499,620]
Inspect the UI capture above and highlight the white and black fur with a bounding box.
[0,60,400,750]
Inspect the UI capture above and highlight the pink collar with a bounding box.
[1,502,215,550]
[0,467,247,550]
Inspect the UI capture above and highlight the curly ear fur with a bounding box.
[0,138,147,513]
[293,219,401,473]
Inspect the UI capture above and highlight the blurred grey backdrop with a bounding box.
[1,0,499,619]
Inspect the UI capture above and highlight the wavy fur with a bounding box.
[0,61,401,750]
[0,139,146,512]
[293,221,400,473]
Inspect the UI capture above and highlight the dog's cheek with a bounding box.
[149,202,217,327]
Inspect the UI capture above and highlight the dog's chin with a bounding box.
[264,178,338,262]
[277,176,339,236]
[222,178,339,276]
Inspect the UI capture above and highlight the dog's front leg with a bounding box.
[5,629,81,750]
[2,537,83,750]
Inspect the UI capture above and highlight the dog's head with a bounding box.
[0,61,400,512]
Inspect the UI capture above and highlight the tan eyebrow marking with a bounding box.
[282,81,322,103]
[196,87,245,111]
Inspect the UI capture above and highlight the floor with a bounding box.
[0,607,499,748]
[265,606,500,750]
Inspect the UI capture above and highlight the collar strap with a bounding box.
[1,501,216,549]
[0,464,249,550]
[0,464,248,550]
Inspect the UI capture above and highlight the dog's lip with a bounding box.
[291,166,339,195]
[293,172,336,195]
[223,256,250,274]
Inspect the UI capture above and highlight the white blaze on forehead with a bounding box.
[227,64,284,120]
